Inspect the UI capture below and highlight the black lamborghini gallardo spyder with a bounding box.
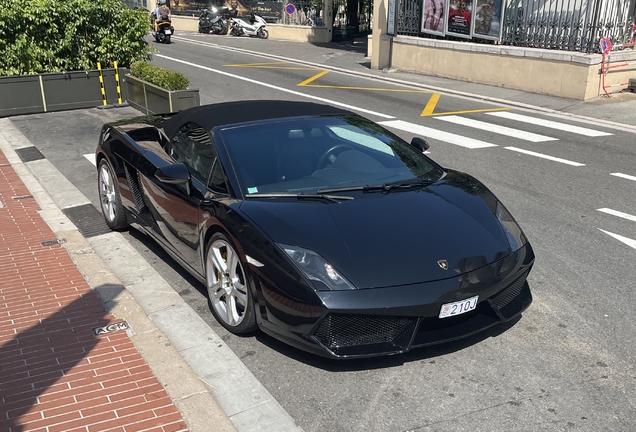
[96,100,534,358]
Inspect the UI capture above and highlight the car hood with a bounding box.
[239,173,515,289]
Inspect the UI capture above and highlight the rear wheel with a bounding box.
[165,35,171,44]
[206,233,257,334]
[98,159,127,230]
[257,27,269,39]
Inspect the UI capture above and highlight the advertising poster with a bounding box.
[170,0,282,22]
[421,0,446,36]
[445,0,473,38]
[471,0,504,40]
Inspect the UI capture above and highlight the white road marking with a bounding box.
[155,54,396,120]
[504,147,585,166]
[435,115,558,142]
[611,172,636,182]
[486,112,613,137]
[598,229,636,251]
[597,208,636,223]
[84,153,96,166]
[379,120,498,149]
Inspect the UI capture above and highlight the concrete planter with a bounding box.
[123,74,200,115]
[0,69,126,118]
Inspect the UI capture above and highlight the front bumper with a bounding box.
[258,243,534,359]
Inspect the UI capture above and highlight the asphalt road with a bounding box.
[8,34,636,431]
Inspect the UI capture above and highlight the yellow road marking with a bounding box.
[304,84,429,93]
[226,62,319,71]
[297,70,331,87]
[421,93,509,116]
[422,107,510,117]
[421,93,441,116]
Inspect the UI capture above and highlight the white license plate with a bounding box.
[439,296,478,318]
[164,29,172,35]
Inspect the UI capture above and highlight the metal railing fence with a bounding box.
[396,0,636,53]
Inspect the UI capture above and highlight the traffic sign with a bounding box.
[285,3,296,14]
[600,37,613,54]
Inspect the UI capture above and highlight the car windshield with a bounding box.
[219,114,445,196]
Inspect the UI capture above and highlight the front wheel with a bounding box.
[98,159,127,230]
[257,27,269,39]
[206,233,257,334]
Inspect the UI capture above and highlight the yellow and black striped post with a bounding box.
[97,62,108,106]
[113,61,123,105]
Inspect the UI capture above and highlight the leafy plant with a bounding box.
[0,0,153,76]
[130,61,189,90]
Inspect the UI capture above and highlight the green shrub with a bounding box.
[130,61,190,90]
[0,0,153,76]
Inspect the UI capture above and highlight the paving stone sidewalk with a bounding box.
[0,147,189,432]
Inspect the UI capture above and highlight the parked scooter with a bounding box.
[230,11,269,39]
[153,14,174,44]
[198,6,232,35]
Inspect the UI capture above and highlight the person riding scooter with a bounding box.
[153,0,171,32]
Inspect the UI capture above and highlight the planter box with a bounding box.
[0,69,126,118]
[123,74,200,115]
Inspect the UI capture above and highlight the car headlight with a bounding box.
[495,201,527,251]
[279,244,356,291]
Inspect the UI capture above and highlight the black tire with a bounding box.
[97,159,127,230]
[205,233,257,334]
[257,27,269,39]
[165,35,171,44]
[220,23,228,35]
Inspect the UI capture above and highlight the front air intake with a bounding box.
[313,313,417,357]
[488,270,531,320]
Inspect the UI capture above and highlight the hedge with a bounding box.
[0,0,153,76]
[130,61,190,91]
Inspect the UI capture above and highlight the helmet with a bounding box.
[158,0,166,5]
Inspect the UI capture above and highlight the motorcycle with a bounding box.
[198,6,232,35]
[153,14,174,44]
[230,11,269,39]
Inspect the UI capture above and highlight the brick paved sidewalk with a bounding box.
[0,148,188,432]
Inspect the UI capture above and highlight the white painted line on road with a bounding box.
[155,54,396,120]
[504,147,585,166]
[379,120,498,149]
[597,208,636,223]
[611,172,636,182]
[598,229,636,251]
[84,153,96,166]
[486,112,613,137]
[435,115,558,142]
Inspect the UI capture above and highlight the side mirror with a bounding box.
[410,137,430,153]
[155,163,191,194]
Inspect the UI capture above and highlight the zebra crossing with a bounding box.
[379,111,612,166]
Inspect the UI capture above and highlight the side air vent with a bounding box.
[124,164,146,213]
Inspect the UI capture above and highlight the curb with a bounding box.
[0,118,302,432]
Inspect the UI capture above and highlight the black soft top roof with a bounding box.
[163,100,352,139]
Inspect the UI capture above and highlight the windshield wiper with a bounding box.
[318,179,430,194]
[245,193,354,203]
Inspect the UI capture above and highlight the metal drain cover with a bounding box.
[62,204,112,238]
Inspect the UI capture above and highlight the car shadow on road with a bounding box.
[254,315,523,371]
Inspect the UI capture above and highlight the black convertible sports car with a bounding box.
[96,100,534,359]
